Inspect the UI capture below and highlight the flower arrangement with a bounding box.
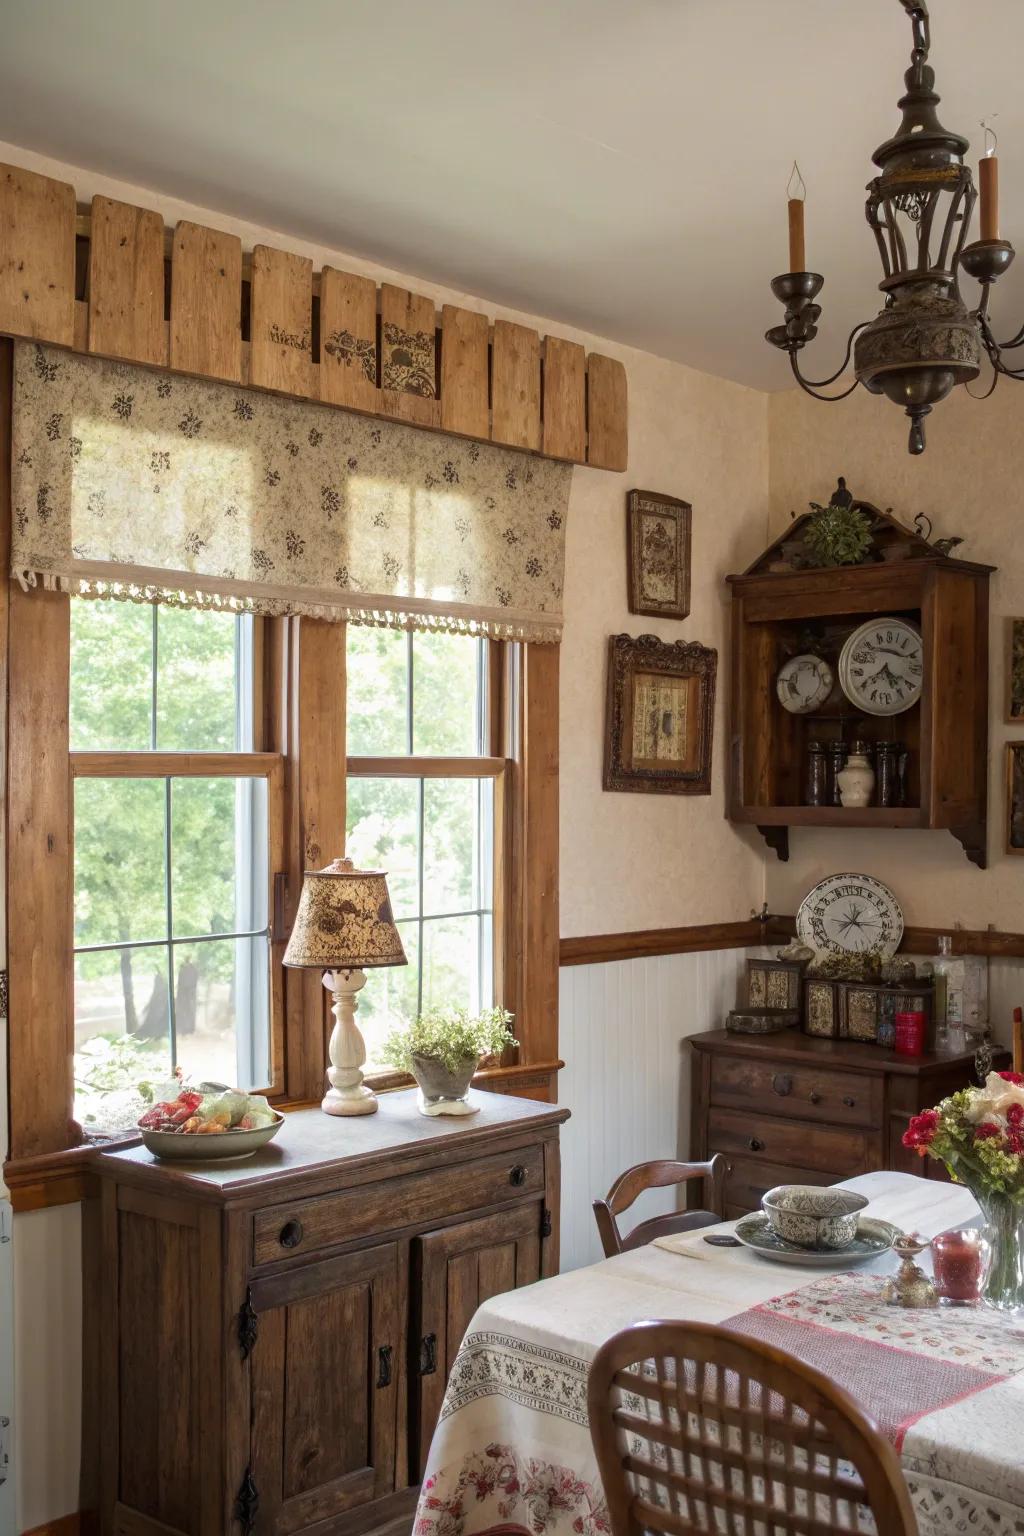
[904,1069,1024,1309]
[803,498,875,568]
[381,1005,517,1076]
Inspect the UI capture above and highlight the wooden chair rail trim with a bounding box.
[767,913,1024,959]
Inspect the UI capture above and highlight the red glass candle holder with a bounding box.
[894,1009,926,1055]
[932,1227,991,1306]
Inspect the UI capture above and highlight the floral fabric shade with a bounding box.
[283,858,407,972]
[11,343,571,641]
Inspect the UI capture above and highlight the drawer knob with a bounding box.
[509,1164,528,1187]
[808,1091,821,1105]
[843,1095,856,1108]
[278,1218,304,1249]
[748,1136,765,1152]
[772,1073,793,1097]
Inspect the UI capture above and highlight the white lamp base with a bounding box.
[322,968,378,1117]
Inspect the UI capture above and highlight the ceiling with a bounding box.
[2,0,1023,390]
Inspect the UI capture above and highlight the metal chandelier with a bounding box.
[766,0,1021,454]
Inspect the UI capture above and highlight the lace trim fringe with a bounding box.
[14,567,562,644]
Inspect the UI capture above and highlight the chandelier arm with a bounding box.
[790,352,861,401]
[789,323,868,390]
[978,314,1024,380]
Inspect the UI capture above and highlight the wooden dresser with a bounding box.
[87,1089,568,1536]
[688,1029,1006,1218]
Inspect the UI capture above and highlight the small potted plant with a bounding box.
[381,1004,517,1117]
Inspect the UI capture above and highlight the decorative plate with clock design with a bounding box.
[796,873,904,959]
[776,653,834,714]
[838,617,923,716]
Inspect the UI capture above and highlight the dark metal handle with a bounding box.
[279,1218,304,1249]
[376,1344,393,1388]
[808,1091,821,1104]
[420,1333,438,1375]
[509,1164,527,1186]
[772,1073,793,1097]
[843,1095,856,1108]
[748,1136,765,1152]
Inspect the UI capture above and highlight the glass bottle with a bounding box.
[805,740,827,806]
[934,936,964,1054]
[826,741,847,807]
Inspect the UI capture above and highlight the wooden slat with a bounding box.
[87,195,167,365]
[542,336,585,462]
[71,750,279,778]
[346,754,504,779]
[586,353,628,471]
[490,320,540,451]
[440,305,490,438]
[249,244,313,396]
[380,285,439,427]
[519,644,559,1068]
[169,220,242,382]
[318,267,378,411]
[0,162,76,345]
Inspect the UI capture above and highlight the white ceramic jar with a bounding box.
[837,742,876,808]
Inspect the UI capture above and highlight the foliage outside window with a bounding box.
[345,628,496,1068]
[70,600,273,1133]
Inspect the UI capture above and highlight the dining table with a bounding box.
[413,1171,1024,1536]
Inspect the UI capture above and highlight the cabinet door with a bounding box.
[412,1204,543,1475]
[247,1243,400,1533]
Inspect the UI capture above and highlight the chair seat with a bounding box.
[619,1209,720,1252]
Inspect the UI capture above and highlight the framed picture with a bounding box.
[627,489,691,619]
[1007,743,1024,855]
[603,632,716,795]
[1008,618,1024,723]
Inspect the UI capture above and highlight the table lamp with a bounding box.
[283,856,406,1116]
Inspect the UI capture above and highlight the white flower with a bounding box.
[964,1071,1024,1123]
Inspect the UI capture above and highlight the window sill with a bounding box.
[4,1059,565,1212]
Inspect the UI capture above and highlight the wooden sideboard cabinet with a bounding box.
[688,1029,1006,1218]
[87,1089,568,1536]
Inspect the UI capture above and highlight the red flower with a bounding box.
[902,1109,940,1149]
[974,1121,1002,1141]
[1009,1129,1024,1157]
[1009,1103,1024,1128]
[998,1071,1024,1085]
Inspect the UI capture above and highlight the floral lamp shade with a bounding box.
[283,857,407,972]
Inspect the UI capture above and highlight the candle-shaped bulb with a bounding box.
[979,119,1000,241]
[787,161,807,273]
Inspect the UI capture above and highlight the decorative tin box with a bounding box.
[746,957,807,1013]
[803,977,935,1046]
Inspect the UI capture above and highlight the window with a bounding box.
[344,628,498,1066]
[69,600,281,1132]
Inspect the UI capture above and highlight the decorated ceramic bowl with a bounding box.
[761,1185,869,1250]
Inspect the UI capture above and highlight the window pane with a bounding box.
[172,935,270,1089]
[346,627,409,754]
[422,778,484,916]
[156,608,252,751]
[359,921,419,1068]
[74,945,173,1132]
[74,778,166,946]
[70,598,153,750]
[412,632,484,755]
[345,776,420,919]
[420,915,487,1014]
[171,777,268,937]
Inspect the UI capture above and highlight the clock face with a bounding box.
[839,618,923,717]
[796,873,904,959]
[776,653,834,715]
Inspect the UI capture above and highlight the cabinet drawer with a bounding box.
[708,1108,879,1177]
[709,1054,881,1129]
[722,1156,836,1218]
[253,1144,545,1266]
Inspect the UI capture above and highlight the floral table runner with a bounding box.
[415,1172,1024,1536]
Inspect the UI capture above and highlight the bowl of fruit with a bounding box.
[137,1082,284,1161]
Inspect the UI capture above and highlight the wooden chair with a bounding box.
[593,1157,726,1259]
[588,1319,917,1536]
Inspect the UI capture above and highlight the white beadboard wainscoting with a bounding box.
[557,947,748,1272]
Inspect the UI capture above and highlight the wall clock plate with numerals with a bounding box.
[839,617,923,716]
[796,873,904,959]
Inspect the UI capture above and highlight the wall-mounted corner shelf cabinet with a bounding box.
[727,537,995,867]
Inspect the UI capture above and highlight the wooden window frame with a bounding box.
[0,340,561,1207]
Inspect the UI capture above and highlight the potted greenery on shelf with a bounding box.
[381,1004,517,1117]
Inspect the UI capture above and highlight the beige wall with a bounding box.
[767,384,1024,929]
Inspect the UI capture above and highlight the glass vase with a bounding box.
[975,1191,1024,1312]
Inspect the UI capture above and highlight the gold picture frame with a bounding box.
[627,489,692,619]
[1008,617,1024,723]
[603,632,716,795]
[1007,742,1024,855]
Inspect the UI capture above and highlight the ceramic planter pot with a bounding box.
[762,1185,869,1249]
[410,1052,480,1118]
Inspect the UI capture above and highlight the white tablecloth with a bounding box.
[414,1172,1024,1536]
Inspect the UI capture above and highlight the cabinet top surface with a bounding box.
[92,1088,568,1198]
[688,1027,996,1076]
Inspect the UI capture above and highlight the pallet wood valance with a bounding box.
[0,163,628,472]
[11,342,571,640]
